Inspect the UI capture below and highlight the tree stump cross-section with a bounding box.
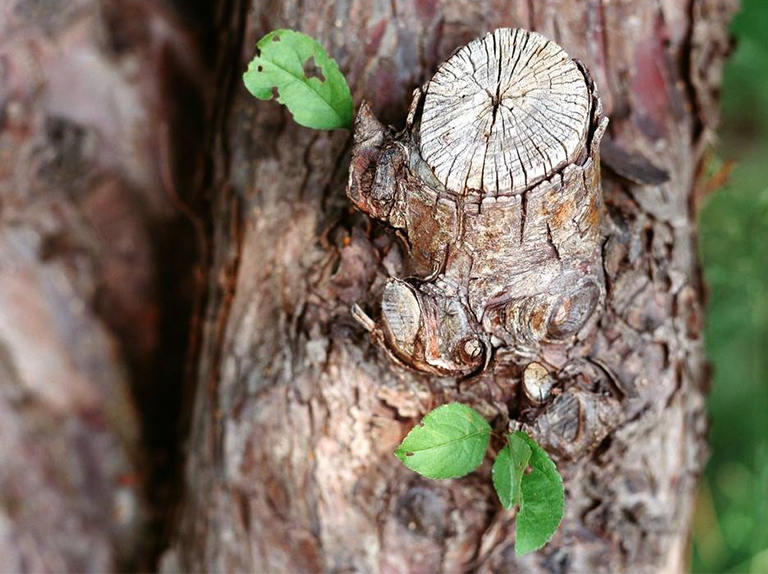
[419,28,591,196]
[0,0,739,571]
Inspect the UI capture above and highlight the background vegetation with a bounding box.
[692,1,768,571]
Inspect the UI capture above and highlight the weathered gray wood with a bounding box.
[0,0,736,572]
[420,29,590,196]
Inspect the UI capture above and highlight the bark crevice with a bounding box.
[160,1,738,572]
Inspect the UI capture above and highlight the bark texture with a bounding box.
[162,0,737,572]
[0,0,737,572]
[0,0,215,570]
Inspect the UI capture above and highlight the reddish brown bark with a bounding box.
[0,0,736,572]
[161,0,736,572]
[0,0,215,569]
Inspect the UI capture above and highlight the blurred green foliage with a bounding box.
[692,1,768,572]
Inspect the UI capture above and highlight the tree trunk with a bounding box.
[161,0,737,572]
[0,0,737,572]
[0,0,217,570]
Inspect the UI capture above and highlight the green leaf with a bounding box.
[394,403,491,479]
[492,433,532,510]
[243,29,353,130]
[514,431,565,556]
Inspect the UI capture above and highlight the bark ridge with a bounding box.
[160,1,738,572]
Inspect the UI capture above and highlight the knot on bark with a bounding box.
[347,28,608,377]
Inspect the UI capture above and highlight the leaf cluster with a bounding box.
[395,403,565,555]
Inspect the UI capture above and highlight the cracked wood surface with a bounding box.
[161,1,738,573]
[420,29,590,196]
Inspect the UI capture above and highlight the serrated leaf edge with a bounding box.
[513,431,565,556]
[394,403,491,479]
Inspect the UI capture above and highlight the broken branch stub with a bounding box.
[420,28,590,195]
[347,28,608,377]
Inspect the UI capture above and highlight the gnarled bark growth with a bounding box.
[163,1,737,573]
[349,29,608,390]
[2,0,737,572]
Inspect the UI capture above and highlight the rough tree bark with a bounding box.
[0,0,737,572]
[0,0,217,570]
[161,0,737,572]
